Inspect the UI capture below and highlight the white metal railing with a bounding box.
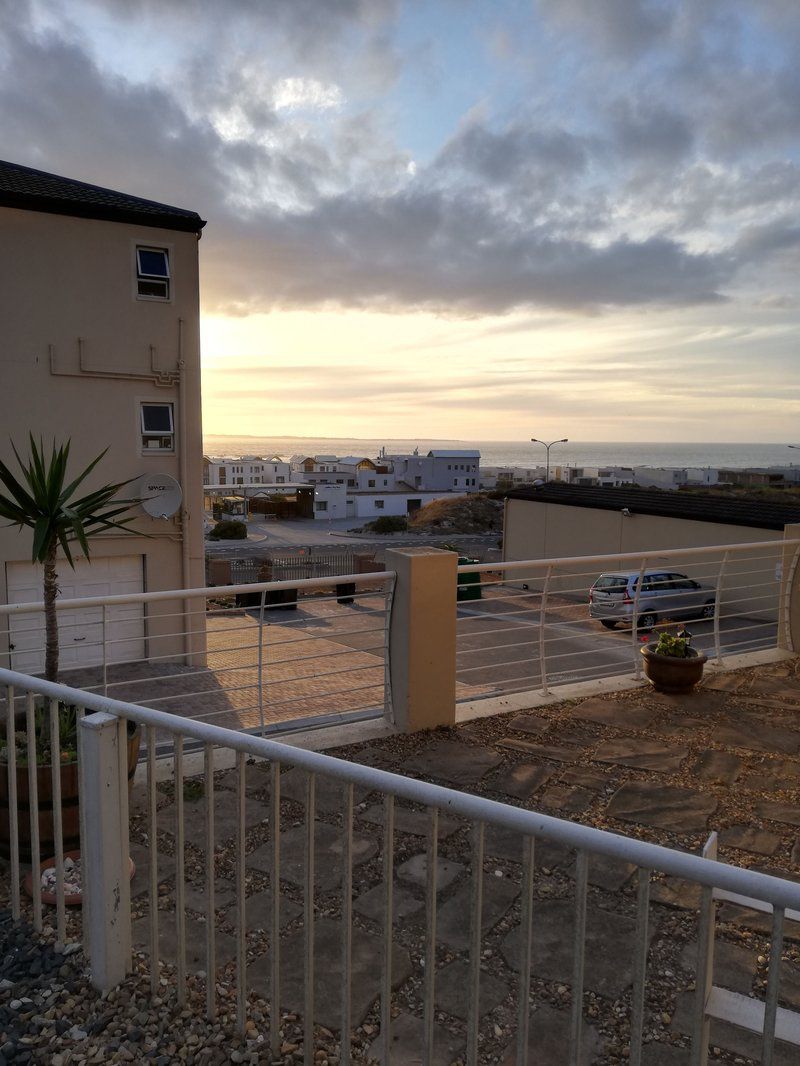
[0,570,395,735]
[4,667,800,1064]
[455,539,799,703]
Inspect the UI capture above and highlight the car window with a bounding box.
[594,575,628,591]
[669,574,696,589]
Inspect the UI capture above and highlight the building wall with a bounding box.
[503,499,783,618]
[0,204,206,666]
[351,491,441,519]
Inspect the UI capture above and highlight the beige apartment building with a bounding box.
[0,159,207,674]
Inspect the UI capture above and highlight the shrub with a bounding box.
[365,515,407,534]
[209,519,247,540]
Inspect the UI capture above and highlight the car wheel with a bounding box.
[638,612,657,630]
[701,601,715,619]
[600,620,617,630]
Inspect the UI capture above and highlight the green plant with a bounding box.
[652,632,690,658]
[365,515,407,534]
[0,436,138,683]
[183,778,204,801]
[0,700,78,766]
[209,519,247,540]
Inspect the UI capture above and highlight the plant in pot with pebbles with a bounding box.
[640,628,707,694]
[0,436,141,891]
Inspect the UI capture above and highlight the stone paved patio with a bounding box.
[120,657,800,1063]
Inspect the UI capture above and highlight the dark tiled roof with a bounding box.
[0,159,206,233]
[505,483,800,531]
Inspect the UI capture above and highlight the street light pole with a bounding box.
[531,437,569,481]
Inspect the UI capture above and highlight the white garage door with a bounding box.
[7,555,145,675]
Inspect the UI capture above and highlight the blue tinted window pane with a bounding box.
[138,249,169,277]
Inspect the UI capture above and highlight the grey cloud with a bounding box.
[609,99,693,163]
[435,121,590,185]
[0,2,795,321]
[536,0,673,58]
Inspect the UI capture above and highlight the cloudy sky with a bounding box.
[2,1,799,442]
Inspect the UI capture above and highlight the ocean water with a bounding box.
[203,436,800,471]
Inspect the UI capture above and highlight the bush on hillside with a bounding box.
[364,515,408,534]
[209,519,247,540]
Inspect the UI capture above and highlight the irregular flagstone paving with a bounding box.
[606,780,718,833]
[499,1001,607,1065]
[593,737,689,772]
[501,900,646,997]
[9,656,800,1065]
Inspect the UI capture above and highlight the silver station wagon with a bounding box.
[589,570,716,630]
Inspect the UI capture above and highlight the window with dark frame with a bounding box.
[136,246,170,299]
[140,402,175,452]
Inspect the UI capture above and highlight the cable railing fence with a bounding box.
[455,539,799,704]
[0,570,395,736]
[2,669,800,1064]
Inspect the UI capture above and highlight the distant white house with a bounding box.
[203,455,291,486]
[388,449,480,493]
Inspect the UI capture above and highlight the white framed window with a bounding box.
[374,500,385,509]
[136,246,170,300]
[140,402,175,452]
[316,500,328,512]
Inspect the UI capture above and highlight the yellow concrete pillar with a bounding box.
[779,523,800,652]
[385,547,458,732]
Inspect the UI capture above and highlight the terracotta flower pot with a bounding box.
[640,644,707,694]
[0,725,141,862]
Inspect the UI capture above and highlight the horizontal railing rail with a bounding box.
[457,538,800,574]
[0,570,395,734]
[0,569,393,615]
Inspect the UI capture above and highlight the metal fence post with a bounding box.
[79,710,131,991]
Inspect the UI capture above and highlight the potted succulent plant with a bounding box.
[0,436,140,863]
[640,630,707,694]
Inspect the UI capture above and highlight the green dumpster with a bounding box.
[457,557,482,602]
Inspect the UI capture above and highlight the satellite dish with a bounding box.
[139,473,183,519]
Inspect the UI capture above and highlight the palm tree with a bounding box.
[0,436,139,682]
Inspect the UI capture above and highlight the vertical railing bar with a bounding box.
[101,604,108,697]
[236,751,247,1033]
[75,706,90,964]
[383,576,396,726]
[174,736,186,1004]
[632,558,646,678]
[515,836,535,1066]
[341,782,355,1066]
[466,820,485,1065]
[690,884,714,1066]
[25,691,41,931]
[714,551,728,665]
[48,696,65,946]
[257,591,266,738]
[147,723,159,993]
[380,793,394,1065]
[115,713,132,975]
[269,761,282,1060]
[423,807,439,1066]
[304,771,316,1066]
[629,867,651,1066]
[569,851,588,1063]
[538,566,553,695]
[205,742,216,1020]
[762,906,784,1066]
[6,686,20,921]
